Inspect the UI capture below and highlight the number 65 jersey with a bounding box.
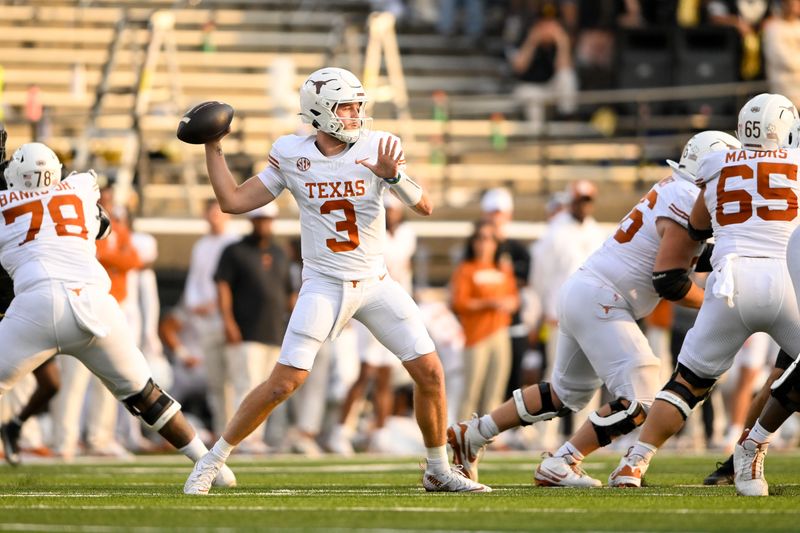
[0,171,109,294]
[257,130,399,281]
[582,174,702,319]
[698,148,800,263]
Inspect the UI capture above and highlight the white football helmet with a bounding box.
[3,142,62,191]
[299,67,369,143]
[736,93,799,150]
[667,130,741,183]
[787,118,800,149]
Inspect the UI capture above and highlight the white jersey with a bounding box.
[583,174,702,319]
[0,171,108,294]
[698,148,800,264]
[258,130,400,281]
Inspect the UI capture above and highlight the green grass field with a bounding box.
[0,451,798,532]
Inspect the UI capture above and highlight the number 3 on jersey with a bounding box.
[320,199,360,252]
[3,194,88,245]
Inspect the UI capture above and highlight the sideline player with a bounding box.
[448,131,741,486]
[0,142,235,487]
[184,67,490,494]
[609,93,800,488]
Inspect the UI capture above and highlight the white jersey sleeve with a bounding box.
[257,146,289,198]
[263,131,402,280]
[0,171,110,294]
[582,175,701,318]
[701,148,800,262]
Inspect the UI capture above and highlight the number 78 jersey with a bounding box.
[0,172,109,294]
[698,148,800,261]
[258,131,398,281]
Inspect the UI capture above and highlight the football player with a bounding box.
[184,67,490,494]
[0,129,62,466]
[610,93,800,489]
[728,114,800,497]
[448,130,740,486]
[0,142,235,487]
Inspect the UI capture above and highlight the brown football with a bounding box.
[176,101,234,144]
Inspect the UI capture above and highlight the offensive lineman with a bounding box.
[449,131,740,486]
[610,93,800,489]
[0,142,236,487]
[184,67,490,494]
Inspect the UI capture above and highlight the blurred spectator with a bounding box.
[451,220,519,421]
[508,1,577,132]
[479,188,531,399]
[159,306,208,428]
[705,0,771,79]
[181,199,238,437]
[328,193,418,455]
[215,203,293,454]
[50,186,141,459]
[437,0,485,42]
[530,180,605,375]
[763,0,800,106]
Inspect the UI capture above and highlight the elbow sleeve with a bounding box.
[652,269,692,301]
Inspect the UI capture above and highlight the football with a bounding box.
[176,101,234,144]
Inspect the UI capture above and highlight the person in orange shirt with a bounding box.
[450,220,519,422]
[96,186,142,303]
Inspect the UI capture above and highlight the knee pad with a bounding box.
[771,356,800,412]
[513,382,570,426]
[589,398,647,447]
[123,378,181,431]
[655,365,714,420]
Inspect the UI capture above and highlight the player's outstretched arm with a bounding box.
[205,138,275,214]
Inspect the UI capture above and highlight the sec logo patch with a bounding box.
[297,157,311,171]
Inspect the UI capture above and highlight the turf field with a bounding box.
[0,451,798,532]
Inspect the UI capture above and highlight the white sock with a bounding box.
[749,421,773,444]
[425,446,449,474]
[211,437,236,461]
[631,441,658,463]
[479,415,499,439]
[178,436,209,462]
[555,441,584,461]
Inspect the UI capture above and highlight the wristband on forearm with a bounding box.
[386,170,422,206]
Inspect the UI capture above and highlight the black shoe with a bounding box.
[703,456,734,485]
[1,419,22,466]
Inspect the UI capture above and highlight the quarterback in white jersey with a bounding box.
[0,142,236,486]
[610,93,800,489]
[448,130,740,487]
[185,67,490,495]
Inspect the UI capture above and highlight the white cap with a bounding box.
[245,203,279,219]
[567,179,598,201]
[480,188,513,213]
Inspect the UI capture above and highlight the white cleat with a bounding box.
[447,414,490,482]
[212,464,237,488]
[534,453,601,488]
[184,452,224,495]
[422,464,492,493]
[734,429,769,497]
[608,447,649,488]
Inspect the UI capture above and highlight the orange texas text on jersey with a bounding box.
[304,180,366,199]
